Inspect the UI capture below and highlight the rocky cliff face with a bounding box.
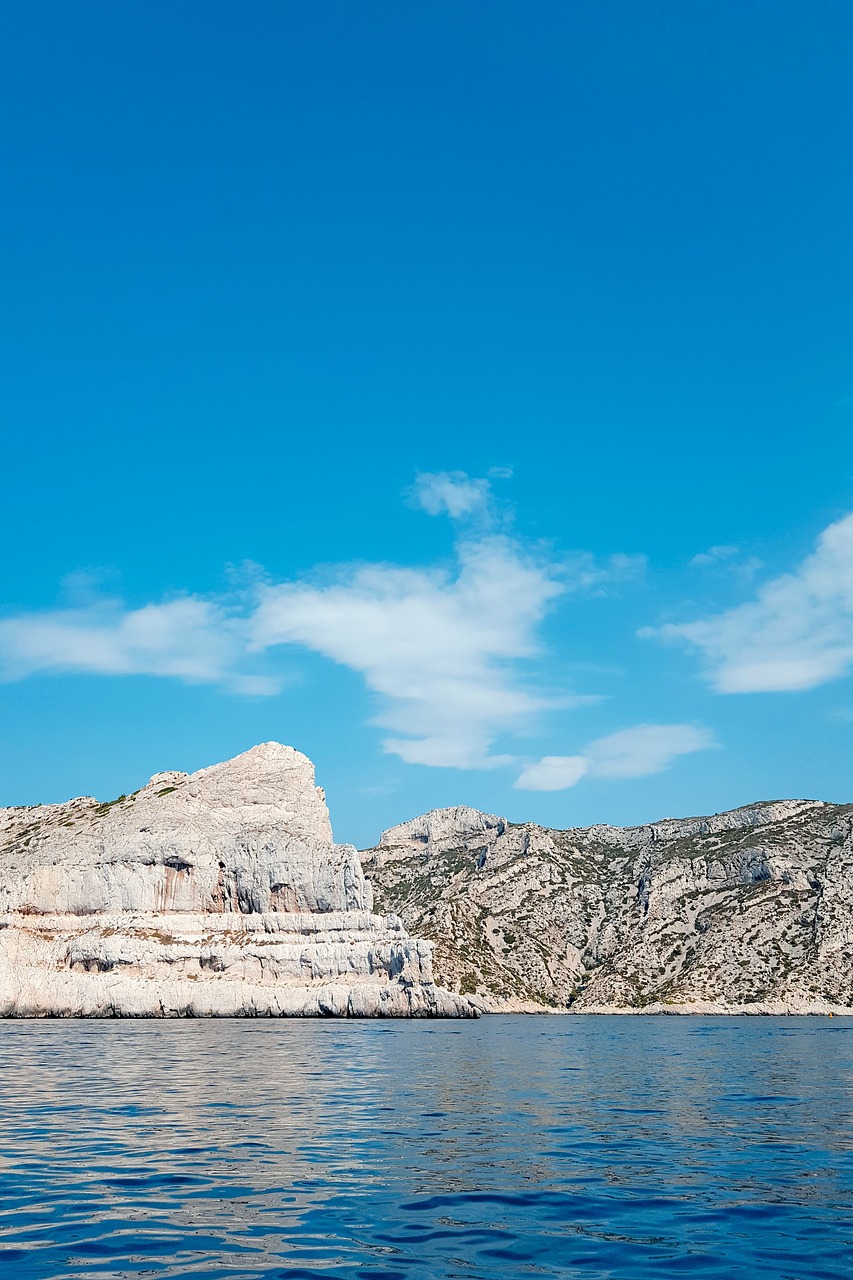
[7,746,850,1017]
[0,744,474,1018]
[362,799,853,1014]
[1,743,367,918]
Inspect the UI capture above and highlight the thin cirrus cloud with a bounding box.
[648,511,853,693]
[0,471,646,774]
[514,723,716,791]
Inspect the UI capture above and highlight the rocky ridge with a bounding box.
[0,744,473,1018]
[361,799,853,1014]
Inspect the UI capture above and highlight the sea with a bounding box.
[1,1015,851,1279]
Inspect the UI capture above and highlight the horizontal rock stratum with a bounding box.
[0,744,474,1017]
[362,799,853,1014]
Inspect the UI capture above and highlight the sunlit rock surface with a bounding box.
[362,799,853,1014]
[0,744,474,1018]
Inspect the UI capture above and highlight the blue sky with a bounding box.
[1,1,852,846]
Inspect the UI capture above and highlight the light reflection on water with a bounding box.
[1,1016,852,1278]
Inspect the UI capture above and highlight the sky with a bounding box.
[1,1,852,847]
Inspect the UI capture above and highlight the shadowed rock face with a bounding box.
[362,799,853,1015]
[0,745,475,1018]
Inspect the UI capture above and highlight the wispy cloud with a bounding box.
[513,754,589,791]
[583,723,716,778]
[0,596,276,695]
[648,512,853,693]
[689,544,740,568]
[407,470,493,519]
[514,723,716,791]
[250,532,563,769]
[0,471,644,772]
[688,543,764,581]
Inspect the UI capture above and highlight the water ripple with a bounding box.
[0,1016,852,1278]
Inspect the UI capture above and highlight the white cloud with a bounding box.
[0,533,628,770]
[514,723,715,791]
[688,544,764,581]
[249,535,564,769]
[649,512,853,693]
[0,597,268,693]
[563,550,647,593]
[583,723,716,778]
[689,544,740,568]
[514,755,589,791]
[0,471,646,771]
[407,470,492,519]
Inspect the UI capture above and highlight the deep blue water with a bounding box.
[1,1016,852,1279]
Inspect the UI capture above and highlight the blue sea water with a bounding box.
[0,1016,852,1279]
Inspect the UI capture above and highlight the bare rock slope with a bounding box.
[361,800,853,1014]
[0,744,473,1017]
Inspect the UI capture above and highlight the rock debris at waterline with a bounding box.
[0,743,474,1018]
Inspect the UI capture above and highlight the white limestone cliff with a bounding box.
[0,744,474,1018]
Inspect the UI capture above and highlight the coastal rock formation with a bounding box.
[6,744,850,1017]
[0,744,474,1017]
[362,799,853,1014]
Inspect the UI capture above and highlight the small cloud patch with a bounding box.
[514,723,716,791]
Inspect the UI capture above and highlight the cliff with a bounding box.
[361,799,853,1014]
[7,744,850,1017]
[0,744,474,1017]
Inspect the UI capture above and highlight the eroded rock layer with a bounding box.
[362,800,853,1014]
[0,744,473,1018]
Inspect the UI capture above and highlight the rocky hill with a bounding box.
[361,799,853,1014]
[5,743,850,1017]
[0,744,474,1018]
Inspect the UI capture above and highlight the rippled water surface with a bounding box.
[1,1017,853,1278]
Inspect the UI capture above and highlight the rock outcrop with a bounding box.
[0,744,474,1017]
[362,799,853,1014]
